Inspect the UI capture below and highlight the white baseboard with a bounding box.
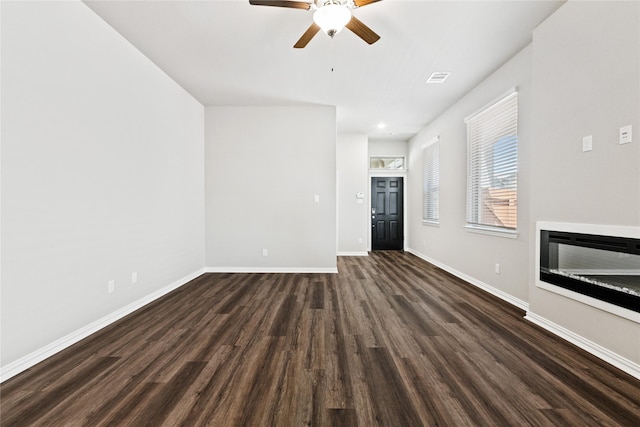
[406,248,529,311]
[0,268,205,383]
[205,267,338,274]
[525,312,640,380]
[337,251,369,257]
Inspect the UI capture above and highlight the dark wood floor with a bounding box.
[2,251,640,426]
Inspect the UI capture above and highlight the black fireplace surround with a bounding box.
[540,230,640,313]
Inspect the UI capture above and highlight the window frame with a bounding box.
[422,136,440,226]
[369,156,406,171]
[464,88,519,238]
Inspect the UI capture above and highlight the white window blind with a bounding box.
[465,90,518,231]
[423,139,440,223]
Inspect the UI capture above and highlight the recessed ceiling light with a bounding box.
[377,122,387,129]
[426,72,451,84]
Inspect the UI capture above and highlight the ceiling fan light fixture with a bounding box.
[313,4,352,38]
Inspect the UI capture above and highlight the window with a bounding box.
[422,138,440,224]
[465,90,518,234]
[370,156,405,170]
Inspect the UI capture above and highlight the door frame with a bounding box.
[368,171,407,252]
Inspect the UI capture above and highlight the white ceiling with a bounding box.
[84,0,564,141]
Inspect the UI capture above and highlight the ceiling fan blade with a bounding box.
[353,0,381,7]
[294,23,321,48]
[345,16,380,45]
[248,0,311,10]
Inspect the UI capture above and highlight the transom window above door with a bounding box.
[370,156,405,170]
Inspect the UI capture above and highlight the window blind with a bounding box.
[466,91,518,231]
[423,140,440,223]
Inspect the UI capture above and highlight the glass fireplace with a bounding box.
[540,230,640,313]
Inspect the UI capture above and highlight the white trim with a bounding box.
[0,268,206,383]
[337,252,369,257]
[536,280,640,324]
[407,248,529,311]
[205,267,339,274]
[421,220,440,227]
[525,312,640,380]
[368,172,407,179]
[368,168,408,175]
[420,135,440,150]
[464,86,518,123]
[465,225,518,239]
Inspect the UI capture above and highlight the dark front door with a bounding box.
[371,177,403,250]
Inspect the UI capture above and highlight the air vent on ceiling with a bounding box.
[426,72,451,84]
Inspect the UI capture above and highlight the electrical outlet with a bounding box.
[131,272,138,284]
[358,237,363,244]
[495,264,500,274]
[108,280,115,294]
[262,248,268,257]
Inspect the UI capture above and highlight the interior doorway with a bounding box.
[371,177,404,250]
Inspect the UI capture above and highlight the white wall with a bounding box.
[369,140,408,159]
[529,1,640,364]
[205,106,337,271]
[407,45,533,307]
[337,133,369,255]
[1,1,205,369]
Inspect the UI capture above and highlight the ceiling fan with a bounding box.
[249,0,381,48]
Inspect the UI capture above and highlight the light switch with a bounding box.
[582,135,592,152]
[620,125,632,145]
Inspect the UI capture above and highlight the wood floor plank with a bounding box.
[132,361,207,426]
[355,336,423,426]
[2,252,640,426]
[2,356,120,427]
[400,355,466,426]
